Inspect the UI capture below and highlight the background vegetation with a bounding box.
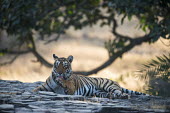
[0,0,169,96]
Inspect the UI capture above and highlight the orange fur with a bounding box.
[57,77,76,95]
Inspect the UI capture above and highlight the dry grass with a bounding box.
[0,17,169,92]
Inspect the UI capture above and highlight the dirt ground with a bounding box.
[0,17,169,92]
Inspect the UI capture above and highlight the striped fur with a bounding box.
[33,74,65,94]
[34,54,149,99]
[56,74,149,99]
[33,54,73,94]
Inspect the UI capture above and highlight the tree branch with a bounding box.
[112,17,133,41]
[0,33,54,67]
[0,48,53,68]
[0,55,19,66]
[28,35,53,67]
[0,38,30,66]
[44,32,61,44]
[0,49,31,54]
[74,33,153,76]
[30,49,53,68]
[74,16,153,76]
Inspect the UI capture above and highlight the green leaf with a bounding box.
[68,10,73,15]
[127,15,132,21]
[0,53,5,56]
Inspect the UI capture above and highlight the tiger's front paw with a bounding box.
[64,89,69,94]
[112,90,130,99]
[120,93,130,99]
[55,77,64,87]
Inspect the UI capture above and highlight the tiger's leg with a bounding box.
[94,90,128,99]
[94,90,110,98]
[55,76,76,95]
[96,79,129,99]
[111,89,129,99]
[33,74,64,93]
[33,76,53,92]
[33,86,42,92]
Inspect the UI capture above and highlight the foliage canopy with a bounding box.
[0,0,170,74]
[138,54,170,97]
[1,0,169,40]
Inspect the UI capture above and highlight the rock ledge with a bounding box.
[0,80,170,113]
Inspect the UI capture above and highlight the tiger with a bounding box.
[34,54,149,99]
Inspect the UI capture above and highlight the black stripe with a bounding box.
[93,78,98,83]
[101,78,104,86]
[86,85,91,96]
[78,78,84,95]
[42,85,48,91]
[108,87,113,92]
[82,79,90,96]
[114,83,120,88]
[81,78,89,96]
[83,86,87,96]
[52,73,56,81]
[46,80,55,92]
[83,78,92,96]
[122,88,124,93]
[126,89,129,93]
[106,81,113,91]
[48,77,54,86]
[135,91,141,95]
[112,89,116,93]
[85,77,94,84]
[86,85,92,96]
[80,80,85,96]
[83,77,93,96]
[97,79,101,88]
[39,87,43,91]
[79,78,84,95]
[81,78,88,96]
[93,78,101,89]
[135,91,138,95]
[103,79,109,91]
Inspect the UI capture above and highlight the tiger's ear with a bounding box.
[67,55,73,63]
[53,54,58,60]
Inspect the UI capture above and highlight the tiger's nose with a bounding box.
[58,72,62,75]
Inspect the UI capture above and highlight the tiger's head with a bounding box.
[52,54,73,80]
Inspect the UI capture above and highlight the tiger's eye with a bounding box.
[64,65,68,69]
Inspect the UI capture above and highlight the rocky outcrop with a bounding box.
[0,80,170,113]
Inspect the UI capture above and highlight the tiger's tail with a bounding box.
[121,88,149,96]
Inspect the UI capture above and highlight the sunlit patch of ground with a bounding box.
[0,17,169,92]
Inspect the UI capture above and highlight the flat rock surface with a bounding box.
[0,80,170,113]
